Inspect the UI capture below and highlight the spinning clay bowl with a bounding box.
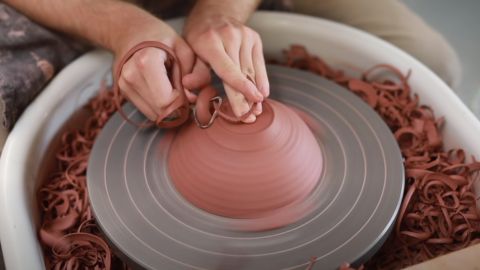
[87,65,404,269]
[2,12,480,270]
[168,99,323,220]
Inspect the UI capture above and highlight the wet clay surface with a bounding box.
[168,99,323,219]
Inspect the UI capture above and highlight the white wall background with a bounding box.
[404,0,480,118]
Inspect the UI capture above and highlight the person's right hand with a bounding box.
[114,20,211,122]
[184,14,269,123]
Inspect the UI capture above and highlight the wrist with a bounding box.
[184,0,260,40]
[184,14,237,43]
[108,9,177,58]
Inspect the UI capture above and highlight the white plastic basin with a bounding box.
[1,11,479,270]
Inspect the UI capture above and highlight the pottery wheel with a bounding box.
[87,65,404,270]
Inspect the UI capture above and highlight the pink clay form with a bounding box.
[168,99,323,220]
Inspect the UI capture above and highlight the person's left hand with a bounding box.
[184,15,269,123]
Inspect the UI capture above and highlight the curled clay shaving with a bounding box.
[278,45,480,269]
[38,89,128,269]
[38,44,480,270]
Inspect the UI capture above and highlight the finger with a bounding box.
[224,83,256,123]
[138,49,179,112]
[174,40,196,77]
[239,34,255,80]
[171,51,184,99]
[196,40,263,102]
[252,40,270,97]
[253,102,262,116]
[183,60,212,103]
[118,78,157,121]
[239,36,262,116]
[172,40,198,104]
[221,36,254,121]
[221,25,241,66]
[182,59,212,92]
[120,60,158,119]
[121,59,150,94]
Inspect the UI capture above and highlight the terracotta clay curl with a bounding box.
[276,45,480,269]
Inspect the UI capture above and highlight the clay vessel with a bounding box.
[168,99,323,220]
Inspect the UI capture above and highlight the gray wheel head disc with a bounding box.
[87,65,404,270]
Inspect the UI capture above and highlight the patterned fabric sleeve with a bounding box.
[0,3,90,132]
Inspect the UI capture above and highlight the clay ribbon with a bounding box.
[279,45,480,269]
[38,89,118,270]
[113,40,255,129]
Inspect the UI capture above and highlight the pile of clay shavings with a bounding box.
[37,45,480,269]
[279,45,480,269]
[38,89,129,269]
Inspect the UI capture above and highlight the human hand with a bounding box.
[114,20,211,122]
[184,15,269,123]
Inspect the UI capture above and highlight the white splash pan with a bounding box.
[1,11,479,270]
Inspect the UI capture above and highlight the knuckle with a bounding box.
[237,77,253,95]
[134,50,150,68]
[153,48,168,62]
[251,30,261,41]
[204,29,218,42]
[220,25,240,40]
[241,25,252,34]
[241,25,258,38]
[121,64,136,83]
[118,78,129,93]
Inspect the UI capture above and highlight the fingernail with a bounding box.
[254,103,262,116]
[244,114,256,123]
[255,91,264,100]
[261,84,270,97]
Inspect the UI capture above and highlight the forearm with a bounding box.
[188,0,261,24]
[4,0,164,55]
